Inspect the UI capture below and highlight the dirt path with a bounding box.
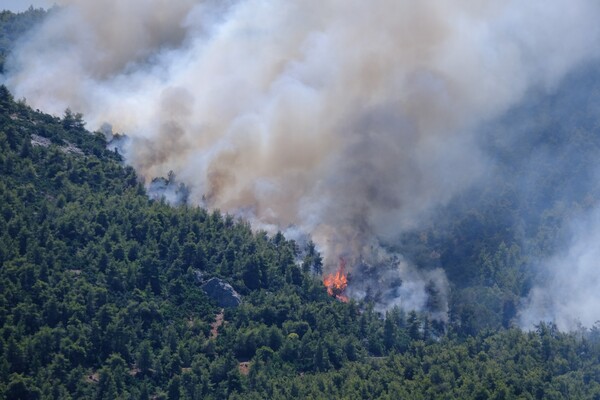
[210,309,224,339]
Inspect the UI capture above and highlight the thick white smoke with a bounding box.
[5,0,600,316]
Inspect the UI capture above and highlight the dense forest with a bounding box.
[3,79,600,399]
[3,6,600,400]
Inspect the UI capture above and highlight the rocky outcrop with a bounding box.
[201,277,242,308]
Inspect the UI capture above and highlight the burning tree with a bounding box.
[323,259,349,302]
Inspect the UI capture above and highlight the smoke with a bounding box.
[477,63,600,331]
[147,172,191,206]
[4,0,600,316]
[519,205,600,331]
[345,249,450,321]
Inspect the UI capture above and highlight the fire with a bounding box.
[323,259,349,302]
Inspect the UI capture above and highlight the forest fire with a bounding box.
[323,259,349,302]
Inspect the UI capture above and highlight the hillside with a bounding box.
[3,4,600,399]
[2,86,600,399]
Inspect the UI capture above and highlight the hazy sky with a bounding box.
[2,0,52,12]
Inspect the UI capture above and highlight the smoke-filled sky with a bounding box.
[4,0,600,323]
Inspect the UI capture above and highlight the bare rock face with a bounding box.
[201,278,242,308]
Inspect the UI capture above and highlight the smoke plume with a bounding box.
[5,0,600,316]
[519,205,600,331]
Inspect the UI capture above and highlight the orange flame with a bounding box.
[323,259,349,302]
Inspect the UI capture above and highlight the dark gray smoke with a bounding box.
[4,0,600,319]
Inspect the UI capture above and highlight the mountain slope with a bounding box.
[3,87,600,399]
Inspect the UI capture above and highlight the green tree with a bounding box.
[137,340,153,375]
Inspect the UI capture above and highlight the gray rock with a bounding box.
[201,278,242,308]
